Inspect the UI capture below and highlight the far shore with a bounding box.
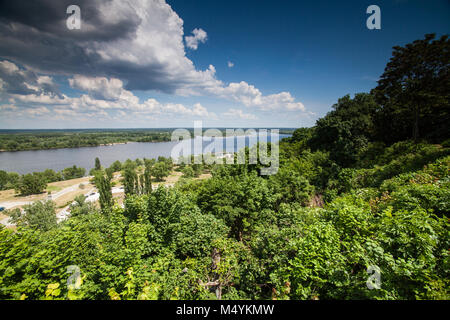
[0,132,290,153]
[0,140,170,153]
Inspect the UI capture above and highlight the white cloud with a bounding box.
[185,28,208,50]
[0,60,59,95]
[222,108,257,120]
[7,75,218,122]
[12,93,71,105]
[25,106,50,116]
[0,0,308,124]
[0,1,221,95]
[0,60,19,74]
[69,75,124,100]
[37,76,54,86]
[208,81,305,111]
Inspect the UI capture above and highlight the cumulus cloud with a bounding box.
[185,28,208,50]
[0,0,218,93]
[0,60,59,95]
[69,75,125,101]
[0,0,307,125]
[6,74,218,122]
[209,81,305,111]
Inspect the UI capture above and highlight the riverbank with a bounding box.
[0,134,291,174]
[0,140,171,153]
[0,128,173,152]
[0,128,293,152]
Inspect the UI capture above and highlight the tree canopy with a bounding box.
[372,33,449,143]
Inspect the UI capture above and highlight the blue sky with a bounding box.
[0,0,448,129]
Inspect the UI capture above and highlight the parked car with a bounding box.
[0,207,5,212]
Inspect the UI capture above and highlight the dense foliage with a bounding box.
[1,137,448,300]
[0,35,448,300]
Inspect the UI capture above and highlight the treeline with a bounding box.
[0,34,448,300]
[303,34,449,168]
[90,156,175,183]
[0,130,173,152]
[0,165,86,195]
[0,128,295,152]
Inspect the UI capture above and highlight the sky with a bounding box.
[0,0,448,129]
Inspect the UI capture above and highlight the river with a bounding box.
[0,133,291,174]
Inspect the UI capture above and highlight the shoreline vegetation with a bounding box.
[0,128,295,152]
[0,153,237,195]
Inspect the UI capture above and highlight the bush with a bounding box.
[15,172,47,195]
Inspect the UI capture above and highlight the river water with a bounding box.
[0,133,291,174]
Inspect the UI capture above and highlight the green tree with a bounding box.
[197,172,276,241]
[123,166,138,196]
[151,161,170,182]
[61,165,86,180]
[192,163,203,177]
[42,169,62,183]
[109,160,122,172]
[15,173,47,195]
[9,200,57,231]
[372,34,449,143]
[69,195,97,217]
[142,164,152,194]
[291,127,313,143]
[181,166,195,178]
[7,172,20,189]
[94,171,113,213]
[309,93,378,167]
[144,158,156,168]
[95,157,101,171]
[135,158,143,167]
[123,159,136,170]
[122,163,151,196]
[269,166,315,206]
[0,170,8,190]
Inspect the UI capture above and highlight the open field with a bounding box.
[0,176,95,208]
